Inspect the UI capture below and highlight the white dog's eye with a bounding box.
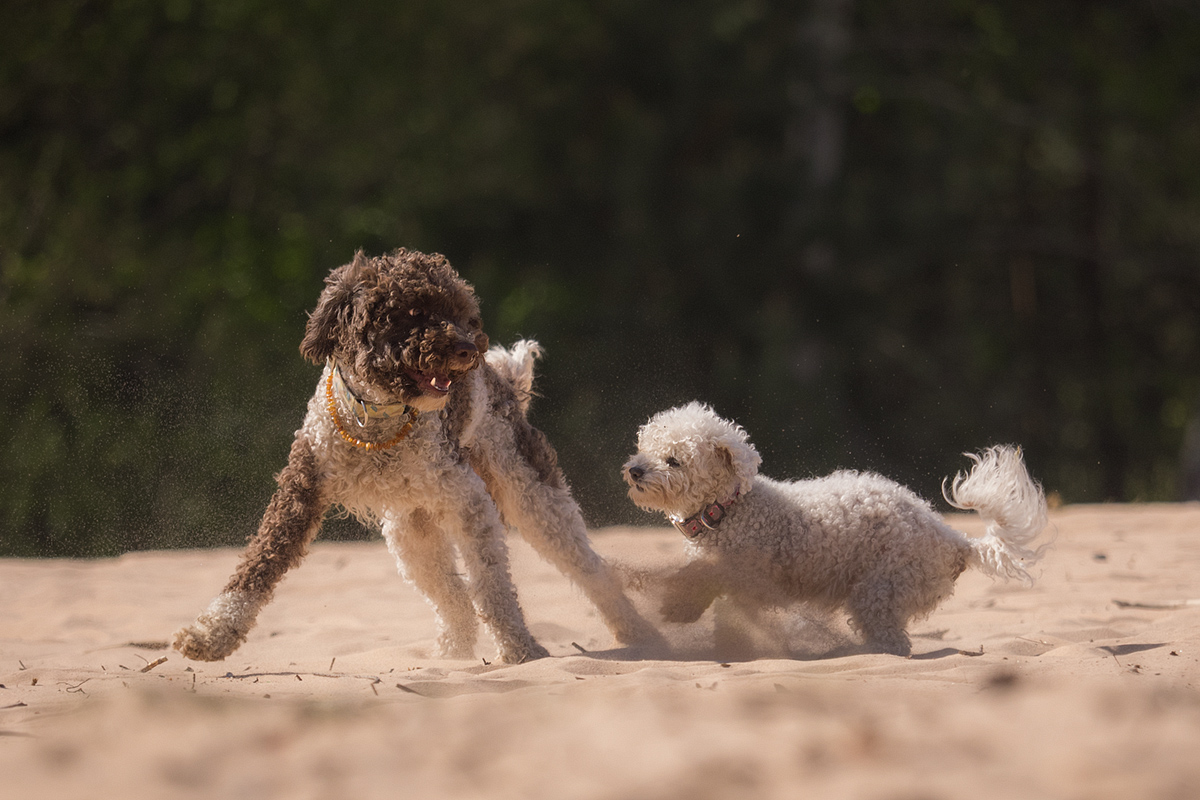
[665,456,681,468]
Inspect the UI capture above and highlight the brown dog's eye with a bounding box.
[666,457,681,468]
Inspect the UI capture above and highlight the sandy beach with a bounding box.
[2,504,1199,799]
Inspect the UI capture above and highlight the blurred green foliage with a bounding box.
[2,0,1198,556]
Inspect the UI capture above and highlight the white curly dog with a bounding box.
[622,402,1051,657]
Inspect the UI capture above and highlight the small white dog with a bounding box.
[622,402,1050,656]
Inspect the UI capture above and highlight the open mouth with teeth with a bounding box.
[405,369,455,397]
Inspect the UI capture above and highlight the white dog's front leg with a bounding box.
[660,559,724,623]
[444,471,549,664]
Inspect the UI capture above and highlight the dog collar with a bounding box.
[328,360,413,427]
[326,361,420,452]
[670,488,742,539]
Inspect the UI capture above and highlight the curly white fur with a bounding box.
[623,402,1052,657]
[944,446,1050,582]
[485,339,542,415]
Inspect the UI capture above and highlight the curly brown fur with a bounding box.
[473,364,565,490]
[175,249,662,664]
[226,437,325,597]
[300,249,489,412]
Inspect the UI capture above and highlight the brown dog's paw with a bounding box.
[173,622,239,662]
[498,639,551,665]
[173,591,259,661]
[612,615,669,650]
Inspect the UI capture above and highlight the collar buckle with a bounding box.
[672,488,742,540]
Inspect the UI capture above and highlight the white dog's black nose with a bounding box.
[627,465,645,481]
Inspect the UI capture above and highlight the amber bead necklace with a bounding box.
[325,366,419,451]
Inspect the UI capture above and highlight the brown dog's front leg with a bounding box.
[174,437,326,661]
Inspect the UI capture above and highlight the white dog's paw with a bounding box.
[863,633,912,657]
[659,591,714,624]
[655,560,724,624]
[659,567,723,623]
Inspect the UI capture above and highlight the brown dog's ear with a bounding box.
[299,253,364,364]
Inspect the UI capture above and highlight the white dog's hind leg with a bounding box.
[382,509,478,659]
[848,580,913,657]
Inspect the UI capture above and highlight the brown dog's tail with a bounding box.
[484,339,543,416]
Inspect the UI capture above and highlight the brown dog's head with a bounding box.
[299,248,489,411]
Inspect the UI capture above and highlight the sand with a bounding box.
[2,504,1199,799]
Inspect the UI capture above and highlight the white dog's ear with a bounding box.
[299,252,366,364]
[715,434,761,486]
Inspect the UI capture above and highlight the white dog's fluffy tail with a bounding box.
[943,445,1051,584]
[485,339,543,415]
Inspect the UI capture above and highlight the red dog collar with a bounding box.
[671,489,742,539]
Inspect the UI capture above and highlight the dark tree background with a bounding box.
[3,0,1198,556]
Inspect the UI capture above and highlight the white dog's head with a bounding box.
[623,402,762,518]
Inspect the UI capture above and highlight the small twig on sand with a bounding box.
[571,642,588,654]
[329,657,336,672]
[139,657,168,673]
[396,683,421,695]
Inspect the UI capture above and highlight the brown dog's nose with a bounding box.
[454,340,477,360]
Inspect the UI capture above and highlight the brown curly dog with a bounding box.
[174,248,662,664]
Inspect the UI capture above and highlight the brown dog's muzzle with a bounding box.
[448,332,487,371]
